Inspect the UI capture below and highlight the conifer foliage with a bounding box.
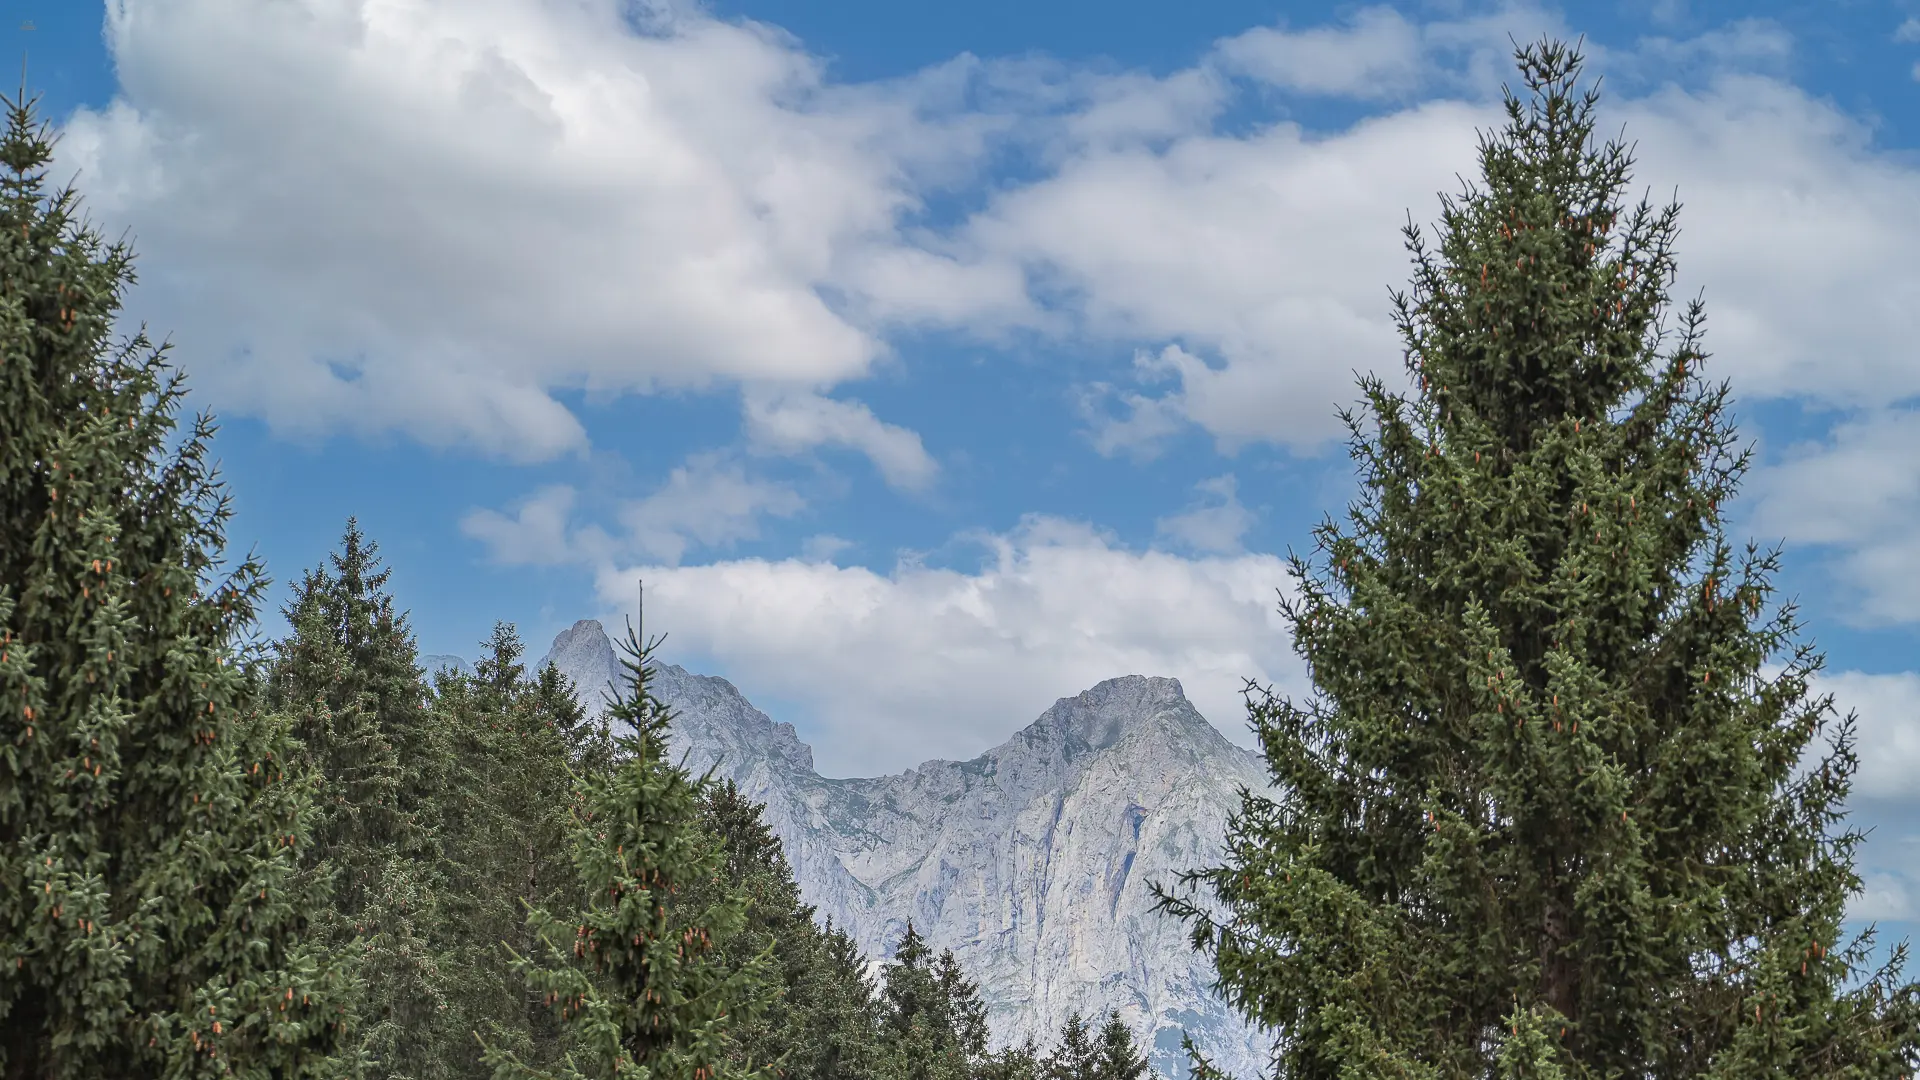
[877,923,990,1080]
[436,624,582,1074]
[689,780,884,1080]
[1159,40,1920,1078]
[989,1011,1150,1080]
[486,624,774,1080]
[267,522,460,1078]
[0,92,346,1075]
[1039,1013,1096,1080]
[1092,1013,1149,1080]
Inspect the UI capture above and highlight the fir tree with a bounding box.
[0,90,347,1075]
[1157,39,1920,1078]
[877,925,988,1080]
[1092,1014,1148,1080]
[979,1040,1042,1080]
[435,624,581,1074]
[1040,1014,1096,1080]
[485,623,774,1080]
[268,522,458,1078]
[808,921,886,1080]
[530,659,614,779]
[689,780,886,1080]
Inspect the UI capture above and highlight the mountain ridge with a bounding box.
[534,618,1273,1079]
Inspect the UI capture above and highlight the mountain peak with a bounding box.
[542,619,621,714]
[555,618,609,644]
[640,660,1273,1080]
[1079,673,1187,709]
[1020,672,1218,757]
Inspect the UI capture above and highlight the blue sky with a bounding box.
[7,1,1920,941]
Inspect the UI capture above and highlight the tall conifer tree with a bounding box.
[1092,1013,1148,1080]
[434,624,581,1074]
[0,91,346,1075]
[1159,40,1920,1078]
[689,780,885,1080]
[268,522,457,1079]
[877,925,988,1080]
[1040,1014,1096,1080]
[485,623,773,1080]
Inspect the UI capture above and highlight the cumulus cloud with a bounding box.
[743,391,939,490]
[943,18,1920,454]
[1817,670,1920,804]
[465,453,803,568]
[1212,8,1426,99]
[587,516,1299,775]
[1851,872,1914,922]
[461,484,591,566]
[620,454,807,564]
[1156,474,1256,554]
[58,3,1920,475]
[964,103,1483,451]
[1608,81,1920,407]
[57,0,980,459]
[1749,408,1920,626]
[800,533,856,563]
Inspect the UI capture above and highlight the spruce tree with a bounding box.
[1092,1013,1148,1080]
[1040,1015,1096,1080]
[980,1039,1041,1080]
[1157,40,1920,1078]
[268,522,458,1079]
[0,90,347,1075]
[435,624,580,1074]
[877,925,988,1080]
[530,660,613,779]
[484,623,774,1080]
[688,780,886,1080]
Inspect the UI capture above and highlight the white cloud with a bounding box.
[800,533,856,563]
[1818,670,1920,804]
[963,104,1484,451]
[588,516,1299,775]
[942,22,1920,453]
[1211,7,1426,99]
[1851,872,1913,923]
[461,484,592,566]
[1896,18,1920,45]
[618,454,806,564]
[1156,474,1256,554]
[1210,4,1583,103]
[1609,79,1920,407]
[61,4,1920,473]
[743,391,939,490]
[1078,357,1193,460]
[1610,19,1793,79]
[465,453,803,567]
[57,0,996,460]
[1750,407,1920,626]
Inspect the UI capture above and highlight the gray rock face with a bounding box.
[420,654,473,678]
[542,621,1274,1080]
[543,619,621,713]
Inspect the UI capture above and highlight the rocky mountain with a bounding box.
[420,653,473,678]
[538,619,1274,1080]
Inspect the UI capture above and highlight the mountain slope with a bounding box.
[540,619,1273,1079]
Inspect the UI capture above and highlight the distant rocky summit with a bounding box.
[538,618,1274,1080]
[419,653,472,678]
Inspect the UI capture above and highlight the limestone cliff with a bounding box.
[539,619,1273,1079]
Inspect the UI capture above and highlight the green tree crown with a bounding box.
[0,88,347,1077]
[1157,38,1920,1080]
